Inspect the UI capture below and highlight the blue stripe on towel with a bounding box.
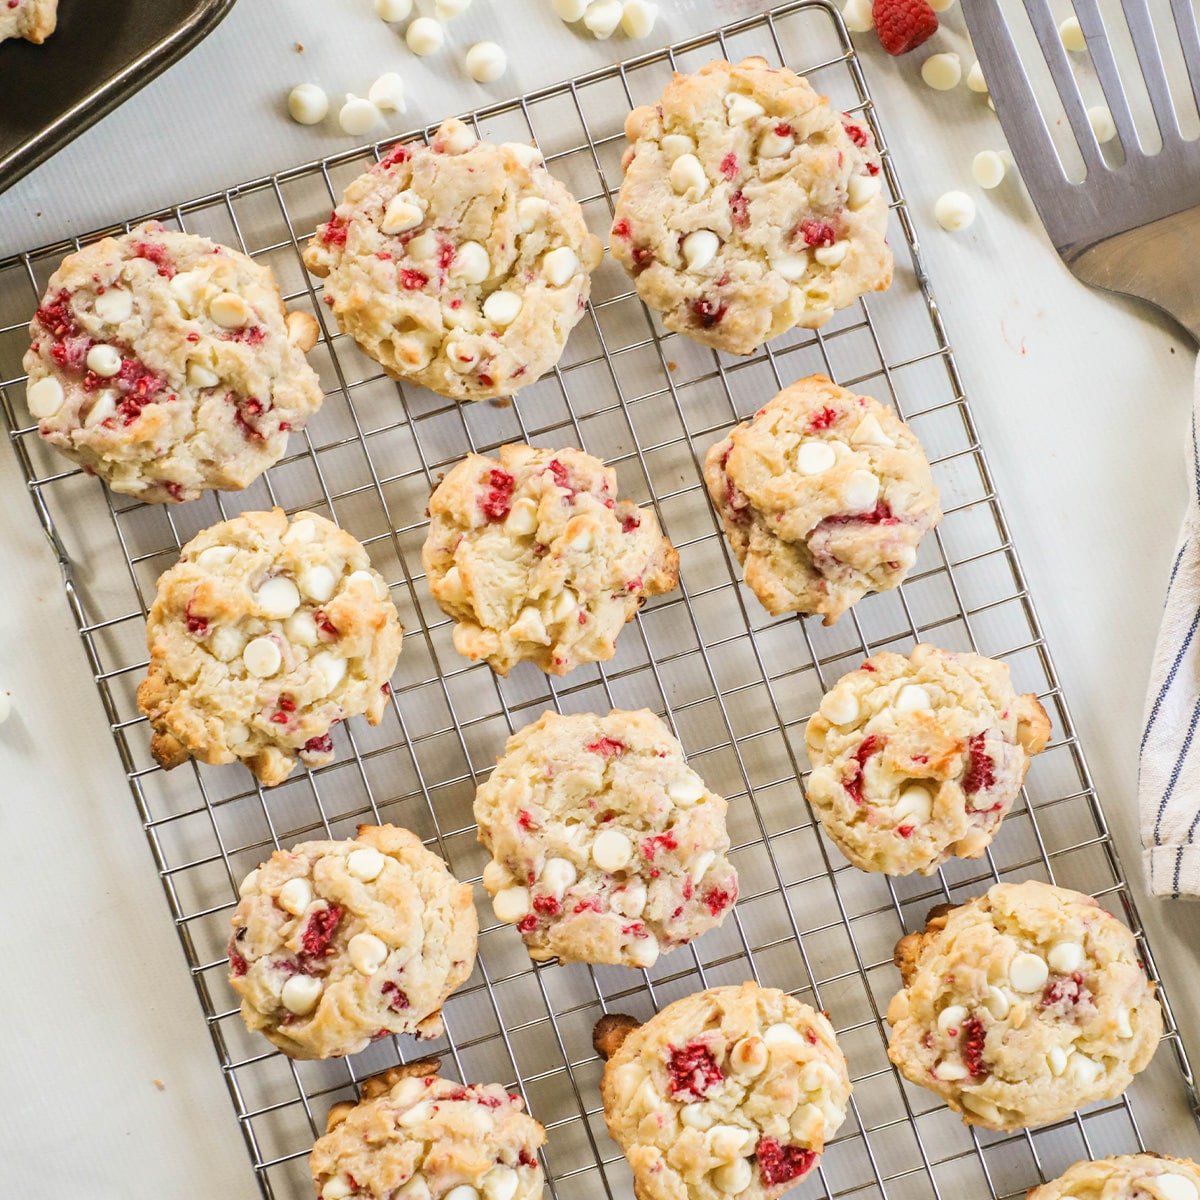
[1141,596,1200,752]
[1154,692,1200,844]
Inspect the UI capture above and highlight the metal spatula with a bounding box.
[962,0,1200,342]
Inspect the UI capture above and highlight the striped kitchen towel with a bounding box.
[1139,355,1200,899]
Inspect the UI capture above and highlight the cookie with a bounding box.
[23,223,322,504]
[304,118,603,402]
[611,57,891,356]
[886,880,1162,1130]
[0,0,56,44]
[1028,1156,1200,1200]
[422,444,679,675]
[804,644,1051,875]
[229,824,478,1060]
[475,708,738,967]
[311,1061,546,1200]
[137,508,402,787]
[594,982,851,1200]
[704,375,940,624]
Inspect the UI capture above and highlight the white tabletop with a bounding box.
[2,1,1198,1194]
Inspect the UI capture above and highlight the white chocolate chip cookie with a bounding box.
[611,57,892,355]
[1029,1156,1200,1200]
[303,118,603,402]
[23,223,322,504]
[474,708,738,967]
[311,1063,545,1200]
[704,374,940,624]
[594,982,851,1200]
[422,444,679,675]
[137,508,402,788]
[887,881,1162,1130]
[805,644,1051,875]
[0,0,56,43]
[229,824,478,1060]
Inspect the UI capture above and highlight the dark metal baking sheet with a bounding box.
[0,0,236,193]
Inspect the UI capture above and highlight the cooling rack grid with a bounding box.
[1,3,1197,1197]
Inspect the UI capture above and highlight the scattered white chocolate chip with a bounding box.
[1047,941,1083,974]
[682,230,719,272]
[984,985,1010,1019]
[347,568,387,600]
[542,246,579,286]
[628,931,659,967]
[669,152,708,197]
[453,241,491,284]
[505,497,539,536]
[278,877,313,916]
[661,133,695,162]
[210,291,251,329]
[375,0,412,18]
[210,627,246,661]
[1059,16,1086,52]
[199,545,239,570]
[842,468,881,510]
[1150,1177,1200,1200]
[708,1125,753,1161]
[771,249,809,281]
[312,650,347,694]
[797,440,837,475]
[921,52,961,91]
[322,1176,353,1200]
[257,576,301,619]
[894,784,933,825]
[972,150,1007,189]
[848,173,882,210]
[435,0,471,16]
[613,880,647,918]
[729,1035,768,1077]
[299,564,338,604]
[466,41,507,83]
[1009,951,1049,992]
[724,93,765,124]
[689,850,715,884]
[966,60,988,93]
[1088,104,1117,143]
[680,1101,714,1129]
[814,239,850,268]
[553,0,589,19]
[510,605,548,644]
[481,1166,520,1200]
[243,636,282,678]
[348,931,389,975]
[446,341,479,372]
[285,611,319,648]
[439,121,478,153]
[369,72,407,113]
[850,413,893,448]
[1067,1051,1103,1085]
[1047,1044,1068,1076]
[937,1004,967,1034]
[592,828,633,872]
[493,885,532,923]
[584,0,623,38]
[26,375,65,419]
[339,94,382,136]
[712,1158,753,1195]
[83,391,118,427]
[382,192,425,234]
[1115,1006,1134,1038]
[483,289,523,326]
[283,518,316,545]
[238,868,260,897]
[94,288,134,324]
[541,857,577,900]
[841,0,874,32]
[347,846,386,881]
[621,0,658,38]
[288,83,329,125]
[819,688,859,726]
[668,773,706,806]
[935,1059,969,1081]
[895,684,931,713]
[758,125,795,158]
[934,190,976,232]
[187,361,220,388]
[763,1021,804,1046]
[281,973,322,1015]
[406,16,445,55]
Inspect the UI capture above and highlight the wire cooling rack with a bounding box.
[1,3,1198,1197]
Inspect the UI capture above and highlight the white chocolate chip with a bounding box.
[483,290,523,326]
[278,877,313,916]
[481,1167,520,1200]
[465,41,507,83]
[374,0,412,18]
[592,828,633,872]
[187,361,220,388]
[841,0,874,32]
[689,850,715,884]
[668,773,706,806]
[257,576,301,619]
[504,497,539,537]
[541,857,577,901]
[312,650,347,695]
[935,1059,969,1081]
[347,568,387,600]
[399,1101,435,1128]
[583,0,623,38]
[848,173,882,210]
[284,518,316,545]
[895,684,932,713]
[842,468,881,511]
[1059,16,1086,52]
[1115,1006,1133,1038]
[972,150,1007,189]
[382,192,425,234]
[83,390,118,427]
[517,197,550,232]
[438,120,478,154]
[758,126,795,158]
[347,846,386,881]
[1047,1044,1068,1076]
[791,1103,823,1141]
[851,413,893,448]
[1009,951,1049,993]
[669,152,708,198]
[797,440,837,475]
[712,1158,753,1195]
[568,527,593,552]
[322,1176,353,1200]
[299,564,338,603]
[288,83,329,125]
[937,1005,967,1034]
[682,230,719,272]
[680,1102,715,1129]
[708,1125,753,1161]
[763,1021,804,1046]
[446,341,479,373]
[921,52,962,91]
[243,637,282,678]
[510,605,549,644]
[348,931,389,975]
[1149,1178,1200,1200]
[406,16,444,55]
[434,0,471,15]
[621,0,658,37]
[814,240,850,268]
[285,611,319,648]
[493,885,532,924]
[1067,1051,1103,1086]
[238,868,260,897]
[210,291,250,329]
[818,688,859,726]
[407,231,439,260]
[966,60,988,93]
[729,1035,768,1077]
[369,72,407,113]
[339,94,382,136]
[281,973,322,1015]
[94,288,134,324]
[984,985,1010,1020]
[724,93,765,124]
[628,931,659,967]
[209,626,245,661]
[1088,104,1117,143]
[894,785,933,825]
[169,269,209,316]
[661,133,695,162]
[83,343,121,378]
[612,881,647,918]
[453,241,491,284]
[1047,941,1083,974]
[934,190,976,232]
[543,246,579,287]
[771,249,810,281]
[26,376,65,419]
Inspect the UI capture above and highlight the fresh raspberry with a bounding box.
[962,732,996,795]
[820,500,898,527]
[585,737,625,758]
[640,831,678,860]
[729,189,750,230]
[843,734,885,805]
[381,981,410,1011]
[692,298,727,328]
[611,218,631,239]
[666,1042,723,1100]
[300,904,342,959]
[227,941,248,977]
[719,152,740,180]
[872,0,938,55]
[799,218,837,247]
[959,1015,989,1079]
[314,610,339,639]
[400,269,429,291]
[132,240,176,278]
[303,734,334,755]
[631,245,655,270]
[479,468,515,522]
[319,213,349,247]
[518,1150,538,1169]
[756,1139,816,1186]
[703,885,734,915]
[808,406,839,431]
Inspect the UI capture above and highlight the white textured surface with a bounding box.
[0,0,1197,1195]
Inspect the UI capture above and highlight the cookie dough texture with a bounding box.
[1028,1156,1200,1200]
[311,1063,545,1200]
[138,508,402,787]
[423,444,679,675]
[887,881,1162,1130]
[304,118,603,401]
[229,825,478,1060]
[597,983,851,1200]
[611,57,891,355]
[705,375,940,624]
[0,0,56,43]
[475,708,738,967]
[805,644,1051,875]
[24,223,322,504]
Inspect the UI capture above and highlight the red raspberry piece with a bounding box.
[300,904,342,959]
[586,737,626,758]
[640,831,678,860]
[314,610,339,639]
[1042,972,1090,1010]
[719,153,740,180]
[703,884,734,916]
[319,213,349,247]
[303,734,334,755]
[532,894,561,917]
[400,269,429,290]
[844,122,869,148]
[843,734,885,805]
[381,980,410,1010]
[227,941,248,977]
[756,1139,817,1186]
[691,298,727,328]
[800,219,837,247]
[480,468,516,522]
[960,1015,989,1079]
[132,240,176,278]
[517,809,538,831]
[631,245,654,270]
[962,732,996,795]
[278,694,297,713]
[666,1042,723,1100]
[729,189,750,230]
[620,514,641,533]
[380,144,411,167]
[34,290,80,341]
[517,913,538,934]
[820,500,898,527]
[611,219,631,240]
[184,599,208,636]
[808,406,839,431]
[872,0,938,55]
[518,1150,537,1169]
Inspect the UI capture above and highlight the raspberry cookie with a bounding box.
[1029,1156,1200,1200]
[304,118,602,402]
[137,508,402,788]
[475,708,738,968]
[423,444,679,675]
[886,881,1162,1130]
[23,223,322,504]
[705,375,940,624]
[0,0,56,43]
[804,644,1051,875]
[229,824,478,1060]
[311,1062,545,1200]
[594,982,851,1200]
[611,57,891,356]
